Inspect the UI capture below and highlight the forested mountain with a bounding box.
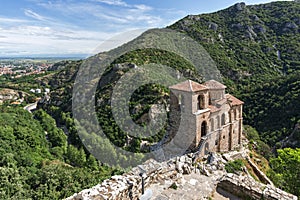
[45,1,300,148]
[1,1,300,198]
[169,1,300,147]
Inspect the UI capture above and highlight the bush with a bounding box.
[225,159,244,173]
[169,182,178,190]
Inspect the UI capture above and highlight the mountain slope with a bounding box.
[33,1,300,197]
[169,1,300,145]
[41,1,300,150]
[170,1,299,85]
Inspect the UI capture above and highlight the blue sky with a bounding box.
[0,0,293,57]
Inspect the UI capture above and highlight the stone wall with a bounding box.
[66,153,205,200]
[65,159,161,200]
[66,152,298,200]
[218,173,297,200]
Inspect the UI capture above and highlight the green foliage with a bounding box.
[225,159,244,173]
[95,49,203,150]
[244,125,272,159]
[0,106,118,199]
[169,1,300,147]
[241,73,300,146]
[34,109,67,149]
[244,125,260,141]
[268,148,300,197]
[13,1,299,197]
[169,182,178,190]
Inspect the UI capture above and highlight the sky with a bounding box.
[0,0,294,57]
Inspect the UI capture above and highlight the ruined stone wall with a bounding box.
[218,174,297,200]
[66,152,298,200]
[65,155,196,200]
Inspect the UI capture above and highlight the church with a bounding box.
[169,80,243,156]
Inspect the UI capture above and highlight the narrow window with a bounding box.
[201,121,207,137]
[197,94,205,110]
[210,118,214,132]
[234,108,237,120]
[216,116,220,128]
[221,113,226,125]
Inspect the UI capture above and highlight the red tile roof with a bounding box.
[169,80,208,92]
[204,80,226,89]
[208,105,221,112]
[226,94,244,106]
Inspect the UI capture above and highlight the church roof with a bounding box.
[226,94,244,105]
[204,80,226,89]
[208,105,221,112]
[169,80,208,92]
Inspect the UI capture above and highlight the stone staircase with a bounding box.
[194,136,208,157]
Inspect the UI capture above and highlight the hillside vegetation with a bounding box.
[1,1,299,198]
[169,1,300,146]
[0,106,120,199]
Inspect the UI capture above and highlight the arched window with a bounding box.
[178,94,184,111]
[221,113,226,125]
[234,108,237,120]
[178,94,182,105]
[197,94,205,110]
[216,116,220,128]
[210,118,214,132]
[201,121,207,137]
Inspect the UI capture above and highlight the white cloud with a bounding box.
[0,1,182,56]
[36,1,161,27]
[0,17,30,24]
[133,4,152,11]
[0,21,121,56]
[93,0,128,6]
[24,9,49,21]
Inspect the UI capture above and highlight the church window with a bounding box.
[221,113,226,125]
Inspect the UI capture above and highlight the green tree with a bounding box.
[269,148,300,197]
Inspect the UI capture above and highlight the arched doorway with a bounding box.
[201,121,207,137]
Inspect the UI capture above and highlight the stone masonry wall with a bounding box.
[66,152,298,200]
[218,173,297,200]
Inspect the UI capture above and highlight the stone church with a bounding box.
[169,80,243,156]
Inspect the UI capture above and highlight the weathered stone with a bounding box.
[175,160,184,174]
[233,2,247,11]
[254,24,266,33]
[231,23,244,30]
[208,22,218,31]
[182,164,192,174]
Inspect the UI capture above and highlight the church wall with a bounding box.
[169,81,243,155]
[219,125,231,152]
[195,111,210,147]
[209,89,225,103]
[192,90,209,113]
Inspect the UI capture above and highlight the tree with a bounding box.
[269,148,300,197]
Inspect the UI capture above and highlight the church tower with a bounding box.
[169,80,210,150]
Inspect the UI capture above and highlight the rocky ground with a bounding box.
[66,145,297,200]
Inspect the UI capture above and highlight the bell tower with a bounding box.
[169,80,210,150]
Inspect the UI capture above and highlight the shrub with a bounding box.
[225,159,244,173]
